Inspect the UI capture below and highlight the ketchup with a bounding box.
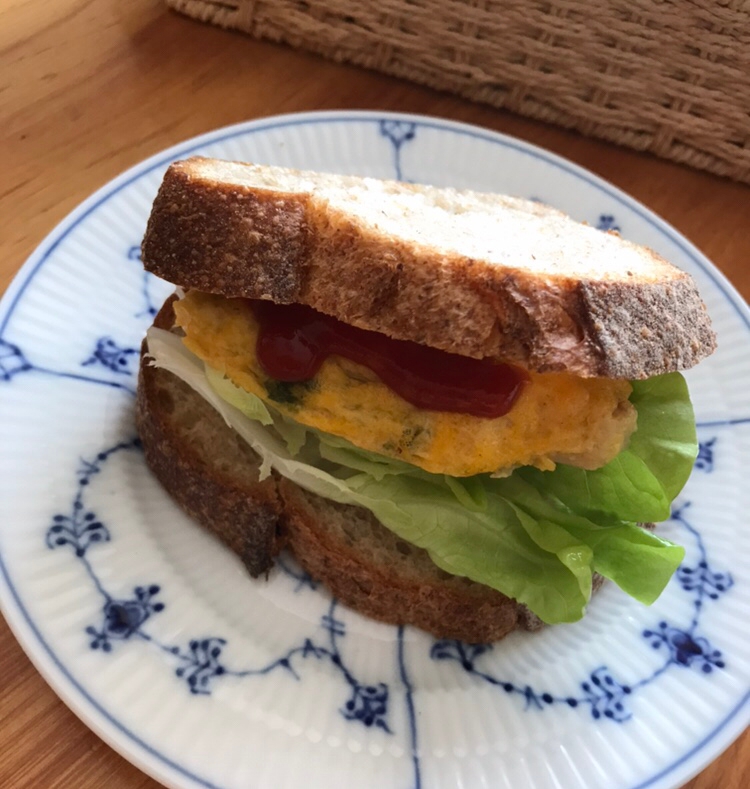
[251,300,528,419]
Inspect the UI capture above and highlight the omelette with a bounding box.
[173,291,637,478]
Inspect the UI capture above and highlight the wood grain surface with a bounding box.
[1,1,748,787]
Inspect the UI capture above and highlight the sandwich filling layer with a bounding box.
[145,316,697,626]
[173,291,637,477]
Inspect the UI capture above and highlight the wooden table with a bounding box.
[1,2,748,787]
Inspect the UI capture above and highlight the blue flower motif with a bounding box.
[694,438,717,472]
[82,337,138,375]
[0,338,32,381]
[343,683,390,730]
[379,120,417,181]
[86,585,164,652]
[672,503,734,602]
[46,440,141,557]
[596,214,621,232]
[676,561,733,599]
[175,638,228,694]
[379,120,416,148]
[104,600,149,637]
[581,667,632,721]
[643,622,725,673]
[47,511,109,557]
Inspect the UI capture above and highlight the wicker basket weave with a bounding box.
[167,0,750,184]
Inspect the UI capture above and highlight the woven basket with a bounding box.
[167,0,750,184]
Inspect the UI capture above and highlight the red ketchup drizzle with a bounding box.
[250,300,528,419]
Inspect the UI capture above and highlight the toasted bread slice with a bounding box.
[142,157,715,379]
[136,297,551,642]
[136,297,283,577]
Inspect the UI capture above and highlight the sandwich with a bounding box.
[136,157,716,643]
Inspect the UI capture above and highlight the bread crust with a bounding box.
[136,297,284,577]
[141,158,716,379]
[277,480,543,642]
[136,299,553,641]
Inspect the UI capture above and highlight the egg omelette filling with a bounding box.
[173,291,637,478]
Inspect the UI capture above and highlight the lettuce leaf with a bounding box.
[147,328,693,625]
[516,373,698,525]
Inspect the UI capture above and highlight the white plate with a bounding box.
[1,111,749,789]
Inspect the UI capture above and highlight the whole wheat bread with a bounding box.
[136,297,552,642]
[142,157,715,380]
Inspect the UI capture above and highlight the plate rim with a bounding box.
[1,109,749,789]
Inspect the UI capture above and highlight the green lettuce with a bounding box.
[516,374,697,525]
[147,327,696,625]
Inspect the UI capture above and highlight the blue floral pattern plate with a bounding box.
[1,111,749,789]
